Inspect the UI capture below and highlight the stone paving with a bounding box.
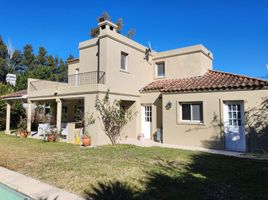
[119,138,244,157]
[0,167,83,200]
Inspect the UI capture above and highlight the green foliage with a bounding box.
[95,90,136,144]
[0,83,26,130]
[0,36,71,130]
[0,36,9,82]
[0,83,14,130]
[0,36,8,58]
[37,46,47,65]
[22,44,35,70]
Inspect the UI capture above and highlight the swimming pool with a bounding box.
[0,182,31,200]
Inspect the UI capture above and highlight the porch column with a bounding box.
[5,102,11,134]
[56,98,62,132]
[27,100,32,133]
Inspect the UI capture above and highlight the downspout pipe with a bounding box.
[97,38,100,84]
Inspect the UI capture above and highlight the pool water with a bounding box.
[0,183,31,200]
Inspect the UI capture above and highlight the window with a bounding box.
[121,52,128,71]
[156,62,165,78]
[228,104,242,126]
[180,102,203,122]
[145,106,152,122]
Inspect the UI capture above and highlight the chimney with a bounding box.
[98,20,118,34]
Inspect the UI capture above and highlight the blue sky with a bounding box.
[1,0,267,78]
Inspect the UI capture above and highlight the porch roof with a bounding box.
[0,90,28,100]
[140,70,268,93]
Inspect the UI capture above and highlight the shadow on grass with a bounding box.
[84,153,268,200]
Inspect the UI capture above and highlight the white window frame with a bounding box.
[179,102,203,123]
[120,52,128,71]
[144,106,152,122]
[156,62,165,78]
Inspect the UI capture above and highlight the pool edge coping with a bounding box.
[0,166,84,200]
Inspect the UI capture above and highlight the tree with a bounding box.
[90,11,111,38]
[0,36,8,59]
[11,50,24,72]
[58,58,68,82]
[22,44,35,70]
[115,18,124,33]
[127,28,136,39]
[0,36,9,82]
[97,11,111,22]
[90,12,136,39]
[95,90,136,144]
[37,47,47,66]
[0,83,14,130]
[15,72,28,91]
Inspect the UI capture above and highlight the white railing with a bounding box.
[68,71,105,86]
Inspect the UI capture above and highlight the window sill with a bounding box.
[177,121,205,126]
[120,70,129,74]
[155,76,165,80]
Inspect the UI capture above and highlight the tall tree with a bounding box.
[36,46,47,66]
[0,36,8,59]
[0,36,9,82]
[58,58,68,82]
[11,50,24,72]
[22,44,35,70]
[47,55,56,67]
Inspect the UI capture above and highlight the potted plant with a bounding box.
[17,117,28,138]
[46,127,58,142]
[137,133,144,141]
[82,112,95,147]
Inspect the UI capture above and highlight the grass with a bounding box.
[0,133,268,200]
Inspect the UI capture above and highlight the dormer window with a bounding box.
[156,62,165,78]
[121,52,128,71]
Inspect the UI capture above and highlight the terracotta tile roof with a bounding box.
[141,70,268,93]
[66,58,79,64]
[0,90,27,99]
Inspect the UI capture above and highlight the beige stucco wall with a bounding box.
[84,92,140,146]
[78,38,99,74]
[29,22,214,104]
[162,89,268,151]
[99,29,154,95]
[68,62,80,76]
[153,45,213,79]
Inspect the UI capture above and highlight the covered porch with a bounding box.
[27,97,85,144]
[1,90,86,144]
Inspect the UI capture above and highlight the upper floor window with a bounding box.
[179,102,203,123]
[121,52,128,71]
[156,62,165,78]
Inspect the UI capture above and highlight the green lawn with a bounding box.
[0,133,268,200]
